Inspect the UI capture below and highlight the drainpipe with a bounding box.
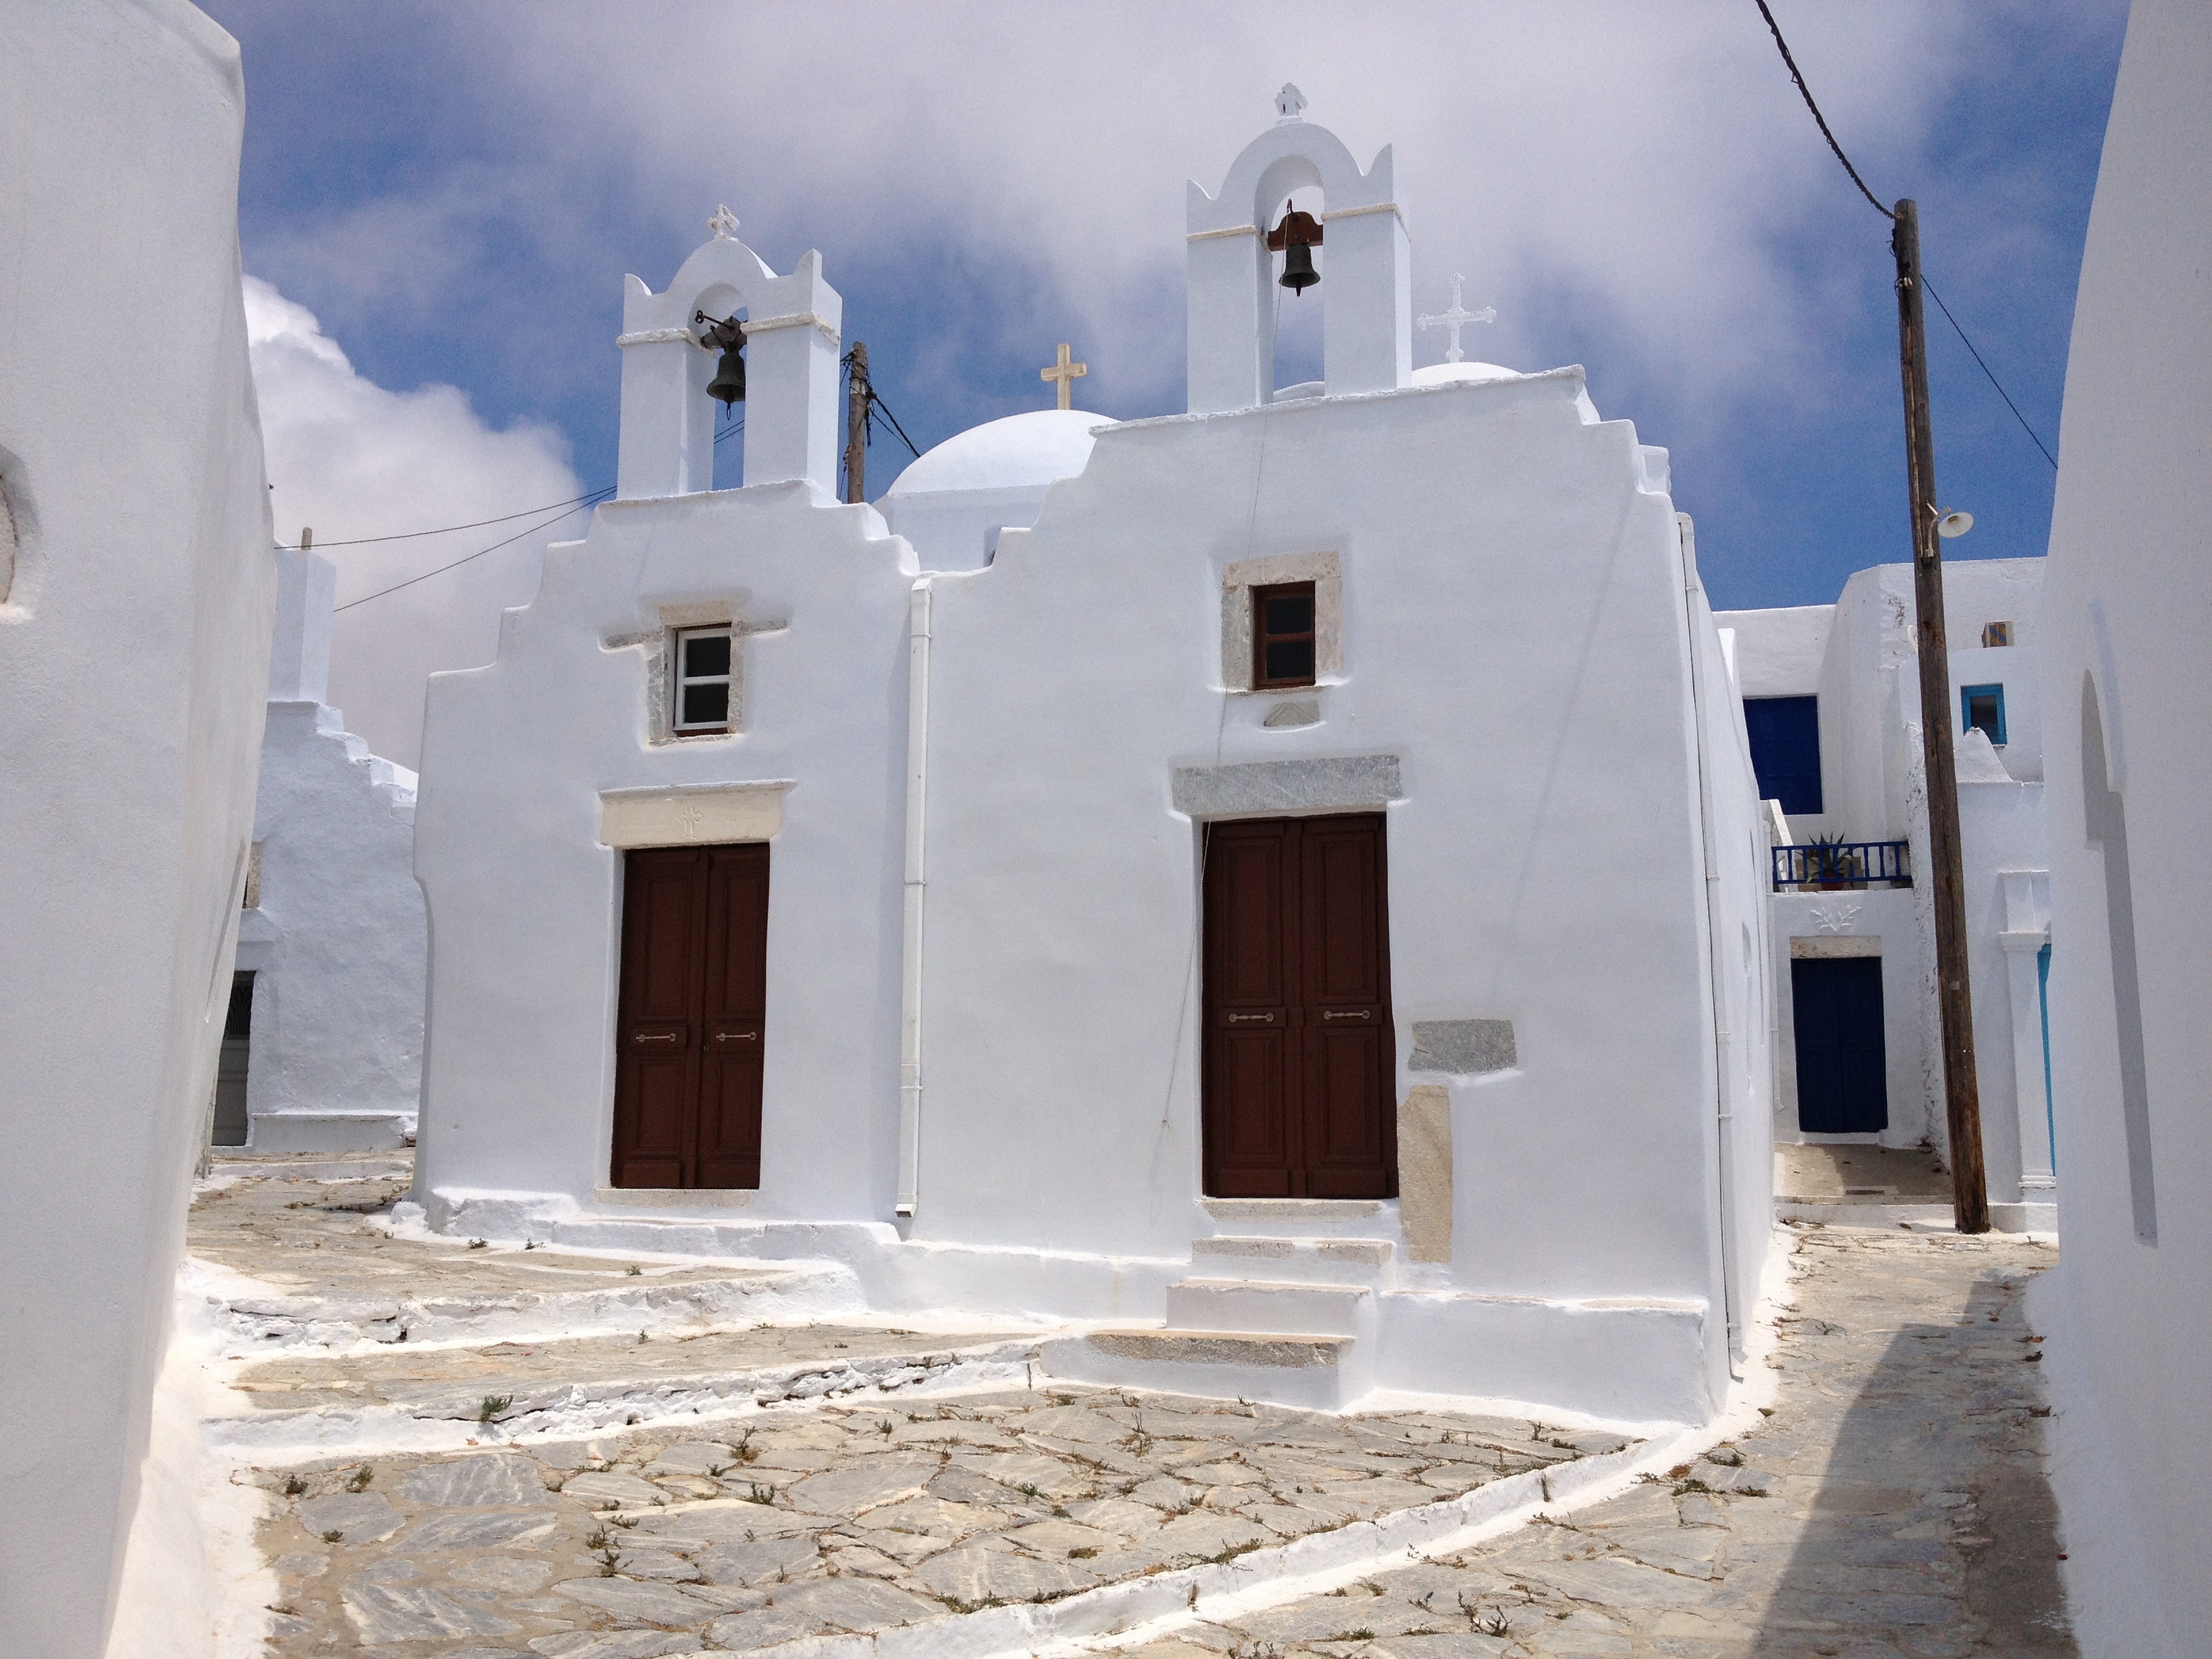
[1677,511,1744,1379]
[896,579,933,1216]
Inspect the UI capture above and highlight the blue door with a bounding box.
[1792,957,1888,1133]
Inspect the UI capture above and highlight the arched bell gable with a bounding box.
[1186,100,1411,413]
[615,226,843,501]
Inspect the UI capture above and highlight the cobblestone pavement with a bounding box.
[248,1389,1631,1655]
[1103,1227,2074,1659]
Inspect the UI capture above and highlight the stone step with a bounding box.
[1164,1277,1371,1337]
[1190,1235,1394,1284]
[1038,1328,1366,1411]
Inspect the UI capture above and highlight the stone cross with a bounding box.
[1416,275,1496,364]
[1275,83,1307,122]
[708,205,740,241]
[1040,342,1088,410]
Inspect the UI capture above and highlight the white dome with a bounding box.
[884,408,1107,497]
[1412,361,1519,386]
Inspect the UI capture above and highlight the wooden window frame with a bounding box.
[1252,581,1318,691]
[672,626,735,735]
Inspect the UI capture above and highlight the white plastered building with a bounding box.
[413,98,1775,1425]
[2027,1,2211,1652]
[1720,558,2056,1231]
[222,547,426,1153]
[0,4,276,1655]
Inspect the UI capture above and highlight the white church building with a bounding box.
[413,95,1776,1425]
[219,545,426,1153]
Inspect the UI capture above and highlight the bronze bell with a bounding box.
[694,310,748,405]
[1267,203,1324,293]
[706,346,746,406]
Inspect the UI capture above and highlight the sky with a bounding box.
[201,1,2127,768]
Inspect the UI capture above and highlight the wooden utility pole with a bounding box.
[1891,199,1989,1234]
[844,342,869,506]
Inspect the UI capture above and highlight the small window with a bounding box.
[1982,621,2013,648]
[674,628,733,734]
[1961,683,2006,746]
[1252,581,1317,689]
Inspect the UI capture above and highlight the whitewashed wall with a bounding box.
[236,549,426,1151]
[0,5,274,1655]
[2031,2,2212,1651]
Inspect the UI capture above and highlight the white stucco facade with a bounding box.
[0,5,276,1656]
[1719,558,2055,1229]
[414,102,1774,1427]
[2028,3,2211,1652]
[231,548,426,1152]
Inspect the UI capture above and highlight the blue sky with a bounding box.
[204,3,2124,629]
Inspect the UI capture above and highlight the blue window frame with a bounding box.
[1744,695,1823,815]
[1961,683,2007,746]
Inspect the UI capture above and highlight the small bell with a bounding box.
[707,346,746,406]
[1265,202,1324,294]
[694,310,748,406]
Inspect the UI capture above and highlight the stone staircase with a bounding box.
[1042,1225,1400,1410]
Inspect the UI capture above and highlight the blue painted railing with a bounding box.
[1771,840,1912,891]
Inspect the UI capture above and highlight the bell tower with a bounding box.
[1185,88,1412,413]
[614,208,844,501]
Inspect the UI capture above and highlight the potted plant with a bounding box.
[1807,832,1862,889]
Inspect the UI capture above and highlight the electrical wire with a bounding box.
[1753,0,1893,221]
[279,490,609,550]
[867,389,924,459]
[1754,0,2060,474]
[333,489,613,613]
[1922,277,2060,471]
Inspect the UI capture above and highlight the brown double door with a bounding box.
[1202,813,1397,1198]
[610,844,769,1189]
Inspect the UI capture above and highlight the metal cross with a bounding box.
[708,205,740,241]
[1040,342,1088,410]
[1416,275,1496,364]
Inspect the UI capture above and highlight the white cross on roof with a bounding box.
[1416,275,1496,364]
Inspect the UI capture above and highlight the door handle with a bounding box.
[633,1031,680,1045]
[713,1031,760,1044]
[1227,1012,1275,1025]
[1321,1009,1372,1021]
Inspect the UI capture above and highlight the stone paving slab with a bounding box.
[247,1386,1629,1655]
[1096,1226,2074,1658]
[1775,1143,1951,1203]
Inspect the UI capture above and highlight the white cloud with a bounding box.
[243,275,584,768]
[436,1,1995,412]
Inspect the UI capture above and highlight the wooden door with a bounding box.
[1203,814,1396,1197]
[1790,956,1888,1134]
[611,844,769,1188]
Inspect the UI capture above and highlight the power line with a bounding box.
[1753,0,1893,220]
[279,490,609,550]
[1923,277,2060,470]
[1753,0,2058,474]
[867,388,924,459]
[333,489,613,613]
